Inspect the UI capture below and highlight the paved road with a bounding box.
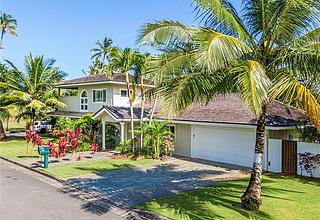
[0,159,126,220]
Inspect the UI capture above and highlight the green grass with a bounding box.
[0,136,50,160]
[43,158,157,179]
[138,174,320,220]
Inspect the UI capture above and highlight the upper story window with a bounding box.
[120,89,132,97]
[93,89,106,103]
[80,90,88,112]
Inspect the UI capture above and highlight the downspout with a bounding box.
[266,129,269,172]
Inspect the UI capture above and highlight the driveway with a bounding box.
[66,157,249,207]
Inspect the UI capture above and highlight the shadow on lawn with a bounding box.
[72,163,135,174]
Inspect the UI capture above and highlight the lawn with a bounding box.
[43,158,157,179]
[0,136,50,160]
[138,174,320,220]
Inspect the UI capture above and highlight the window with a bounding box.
[120,89,132,97]
[93,89,106,103]
[120,90,128,97]
[80,90,88,112]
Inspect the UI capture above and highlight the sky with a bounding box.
[0,0,241,79]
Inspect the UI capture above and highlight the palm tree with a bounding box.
[134,53,151,150]
[0,13,17,48]
[0,54,66,128]
[138,0,320,210]
[91,37,113,64]
[107,47,140,150]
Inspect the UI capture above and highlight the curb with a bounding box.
[0,156,168,220]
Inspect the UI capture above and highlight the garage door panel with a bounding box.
[193,126,255,167]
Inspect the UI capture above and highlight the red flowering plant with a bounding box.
[25,130,44,156]
[90,143,99,156]
[58,137,68,158]
[25,130,36,154]
[47,141,58,159]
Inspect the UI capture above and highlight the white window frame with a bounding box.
[80,90,89,112]
[92,89,106,103]
[167,124,176,138]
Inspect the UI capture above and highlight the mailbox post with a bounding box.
[38,146,50,168]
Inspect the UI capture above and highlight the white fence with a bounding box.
[268,139,320,178]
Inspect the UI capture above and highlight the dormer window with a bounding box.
[80,90,88,112]
[93,89,106,103]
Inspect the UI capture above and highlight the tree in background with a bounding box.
[0,54,66,128]
[89,37,113,75]
[108,47,140,151]
[138,0,319,210]
[0,12,17,48]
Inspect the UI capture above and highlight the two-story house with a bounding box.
[51,73,310,175]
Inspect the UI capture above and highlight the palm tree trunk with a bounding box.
[126,72,135,152]
[0,120,6,140]
[0,30,4,49]
[140,77,145,151]
[149,97,158,125]
[241,106,266,211]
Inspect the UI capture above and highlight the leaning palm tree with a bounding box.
[0,54,66,128]
[107,47,140,150]
[0,13,17,48]
[138,0,320,210]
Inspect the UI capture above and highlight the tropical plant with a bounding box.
[135,120,174,158]
[296,116,320,143]
[91,37,113,65]
[0,54,66,128]
[134,52,151,150]
[73,114,100,143]
[138,0,320,210]
[107,47,140,150]
[0,12,17,48]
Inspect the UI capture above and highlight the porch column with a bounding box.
[102,120,106,151]
[120,122,125,142]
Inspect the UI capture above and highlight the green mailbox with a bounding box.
[38,146,50,168]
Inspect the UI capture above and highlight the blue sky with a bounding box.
[0,0,241,79]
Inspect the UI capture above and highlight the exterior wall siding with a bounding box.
[174,124,191,157]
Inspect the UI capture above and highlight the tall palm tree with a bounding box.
[0,13,17,48]
[138,0,320,210]
[91,37,113,64]
[108,48,140,150]
[134,53,151,150]
[0,54,66,128]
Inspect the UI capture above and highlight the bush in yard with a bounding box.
[54,116,74,130]
[25,130,44,155]
[73,114,100,143]
[117,120,175,159]
[298,152,320,177]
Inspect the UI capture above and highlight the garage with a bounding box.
[191,125,257,167]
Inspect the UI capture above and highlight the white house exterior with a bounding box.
[51,74,320,177]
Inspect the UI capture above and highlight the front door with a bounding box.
[281,140,297,174]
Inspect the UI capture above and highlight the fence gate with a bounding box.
[282,140,297,174]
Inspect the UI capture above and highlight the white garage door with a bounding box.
[192,126,256,167]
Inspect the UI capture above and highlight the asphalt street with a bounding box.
[0,158,126,220]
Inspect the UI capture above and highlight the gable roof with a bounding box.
[55,73,154,88]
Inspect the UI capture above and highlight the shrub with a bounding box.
[298,152,320,177]
[54,117,74,130]
[73,114,101,143]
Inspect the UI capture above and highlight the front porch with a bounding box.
[93,106,148,151]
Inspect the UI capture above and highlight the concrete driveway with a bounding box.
[66,157,249,207]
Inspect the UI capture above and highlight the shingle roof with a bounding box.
[94,106,149,120]
[159,94,304,126]
[55,74,126,87]
[55,73,153,87]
